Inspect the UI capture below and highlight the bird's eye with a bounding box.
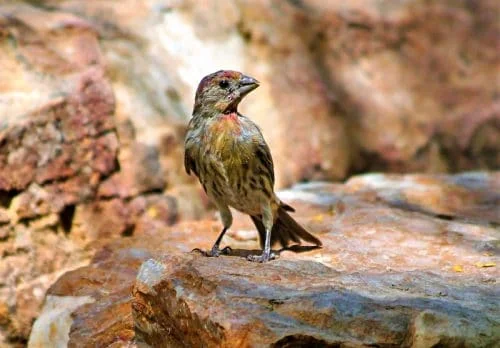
[219,80,229,89]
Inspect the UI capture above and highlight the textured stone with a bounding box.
[0,6,114,345]
[1,0,499,189]
[45,0,351,187]
[1,41,117,217]
[132,254,498,347]
[0,225,89,344]
[46,0,500,185]
[98,142,166,199]
[312,0,500,173]
[27,295,95,348]
[0,3,185,343]
[70,194,178,244]
[39,234,177,347]
[345,172,500,224]
[31,173,499,347]
[1,0,499,345]
[0,6,120,343]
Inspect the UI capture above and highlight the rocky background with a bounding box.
[0,0,498,346]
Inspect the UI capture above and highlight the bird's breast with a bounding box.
[206,114,248,158]
[209,113,241,135]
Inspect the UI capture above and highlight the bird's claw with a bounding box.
[191,246,232,257]
[220,246,232,255]
[247,251,277,263]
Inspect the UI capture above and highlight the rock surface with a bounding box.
[1,0,499,345]
[0,4,179,344]
[6,0,498,187]
[133,255,497,347]
[0,4,117,342]
[30,173,500,347]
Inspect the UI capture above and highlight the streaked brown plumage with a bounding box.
[184,70,322,262]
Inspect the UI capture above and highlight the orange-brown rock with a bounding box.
[1,0,499,345]
[0,5,118,344]
[70,194,177,245]
[42,0,499,184]
[0,5,176,344]
[30,173,499,347]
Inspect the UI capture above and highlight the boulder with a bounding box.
[30,173,499,347]
[43,0,500,184]
[0,5,117,343]
[0,5,177,344]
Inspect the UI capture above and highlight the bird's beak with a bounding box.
[238,75,260,97]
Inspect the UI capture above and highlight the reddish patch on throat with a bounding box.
[223,112,239,122]
[213,112,241,135]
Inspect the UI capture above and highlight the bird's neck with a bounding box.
[193,100,240,118]
[206,111,242,137]
[220,112,239,121]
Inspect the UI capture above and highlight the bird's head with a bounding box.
[193,70,259,116]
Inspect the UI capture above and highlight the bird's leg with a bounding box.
[248,203,277,263]
[193,204,232,257]
[210,226,232,255]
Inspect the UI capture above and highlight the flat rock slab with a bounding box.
[133,254,498,347]
[30,173,500,347]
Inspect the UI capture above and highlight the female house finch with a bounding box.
[184,70,322,262]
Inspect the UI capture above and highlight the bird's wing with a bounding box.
[242,114,275,186]
[184,146,197,176]
[254,140,275,186]
[184,120,198,176]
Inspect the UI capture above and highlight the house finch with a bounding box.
[184,70,322,262]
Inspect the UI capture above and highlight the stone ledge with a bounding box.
[28,173,500,347]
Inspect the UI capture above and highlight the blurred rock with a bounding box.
[45,0,352,187]
[312,0,500,174]
[31,173,499,347]
[98,142,165,199]
[0,5,176,345]
[39,0,499,185]
[27,295,95,348]
[0,5,116,344]
[71,194,177,245]
[345,171,500,224]
[1,0,498,193]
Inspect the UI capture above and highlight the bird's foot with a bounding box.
[247,251,277,263]
[192,246,232,257]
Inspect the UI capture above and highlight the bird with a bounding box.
[184,70,322,262]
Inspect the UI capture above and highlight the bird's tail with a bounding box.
[251,205,322,249]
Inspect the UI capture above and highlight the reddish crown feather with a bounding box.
[195,70,242,96]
